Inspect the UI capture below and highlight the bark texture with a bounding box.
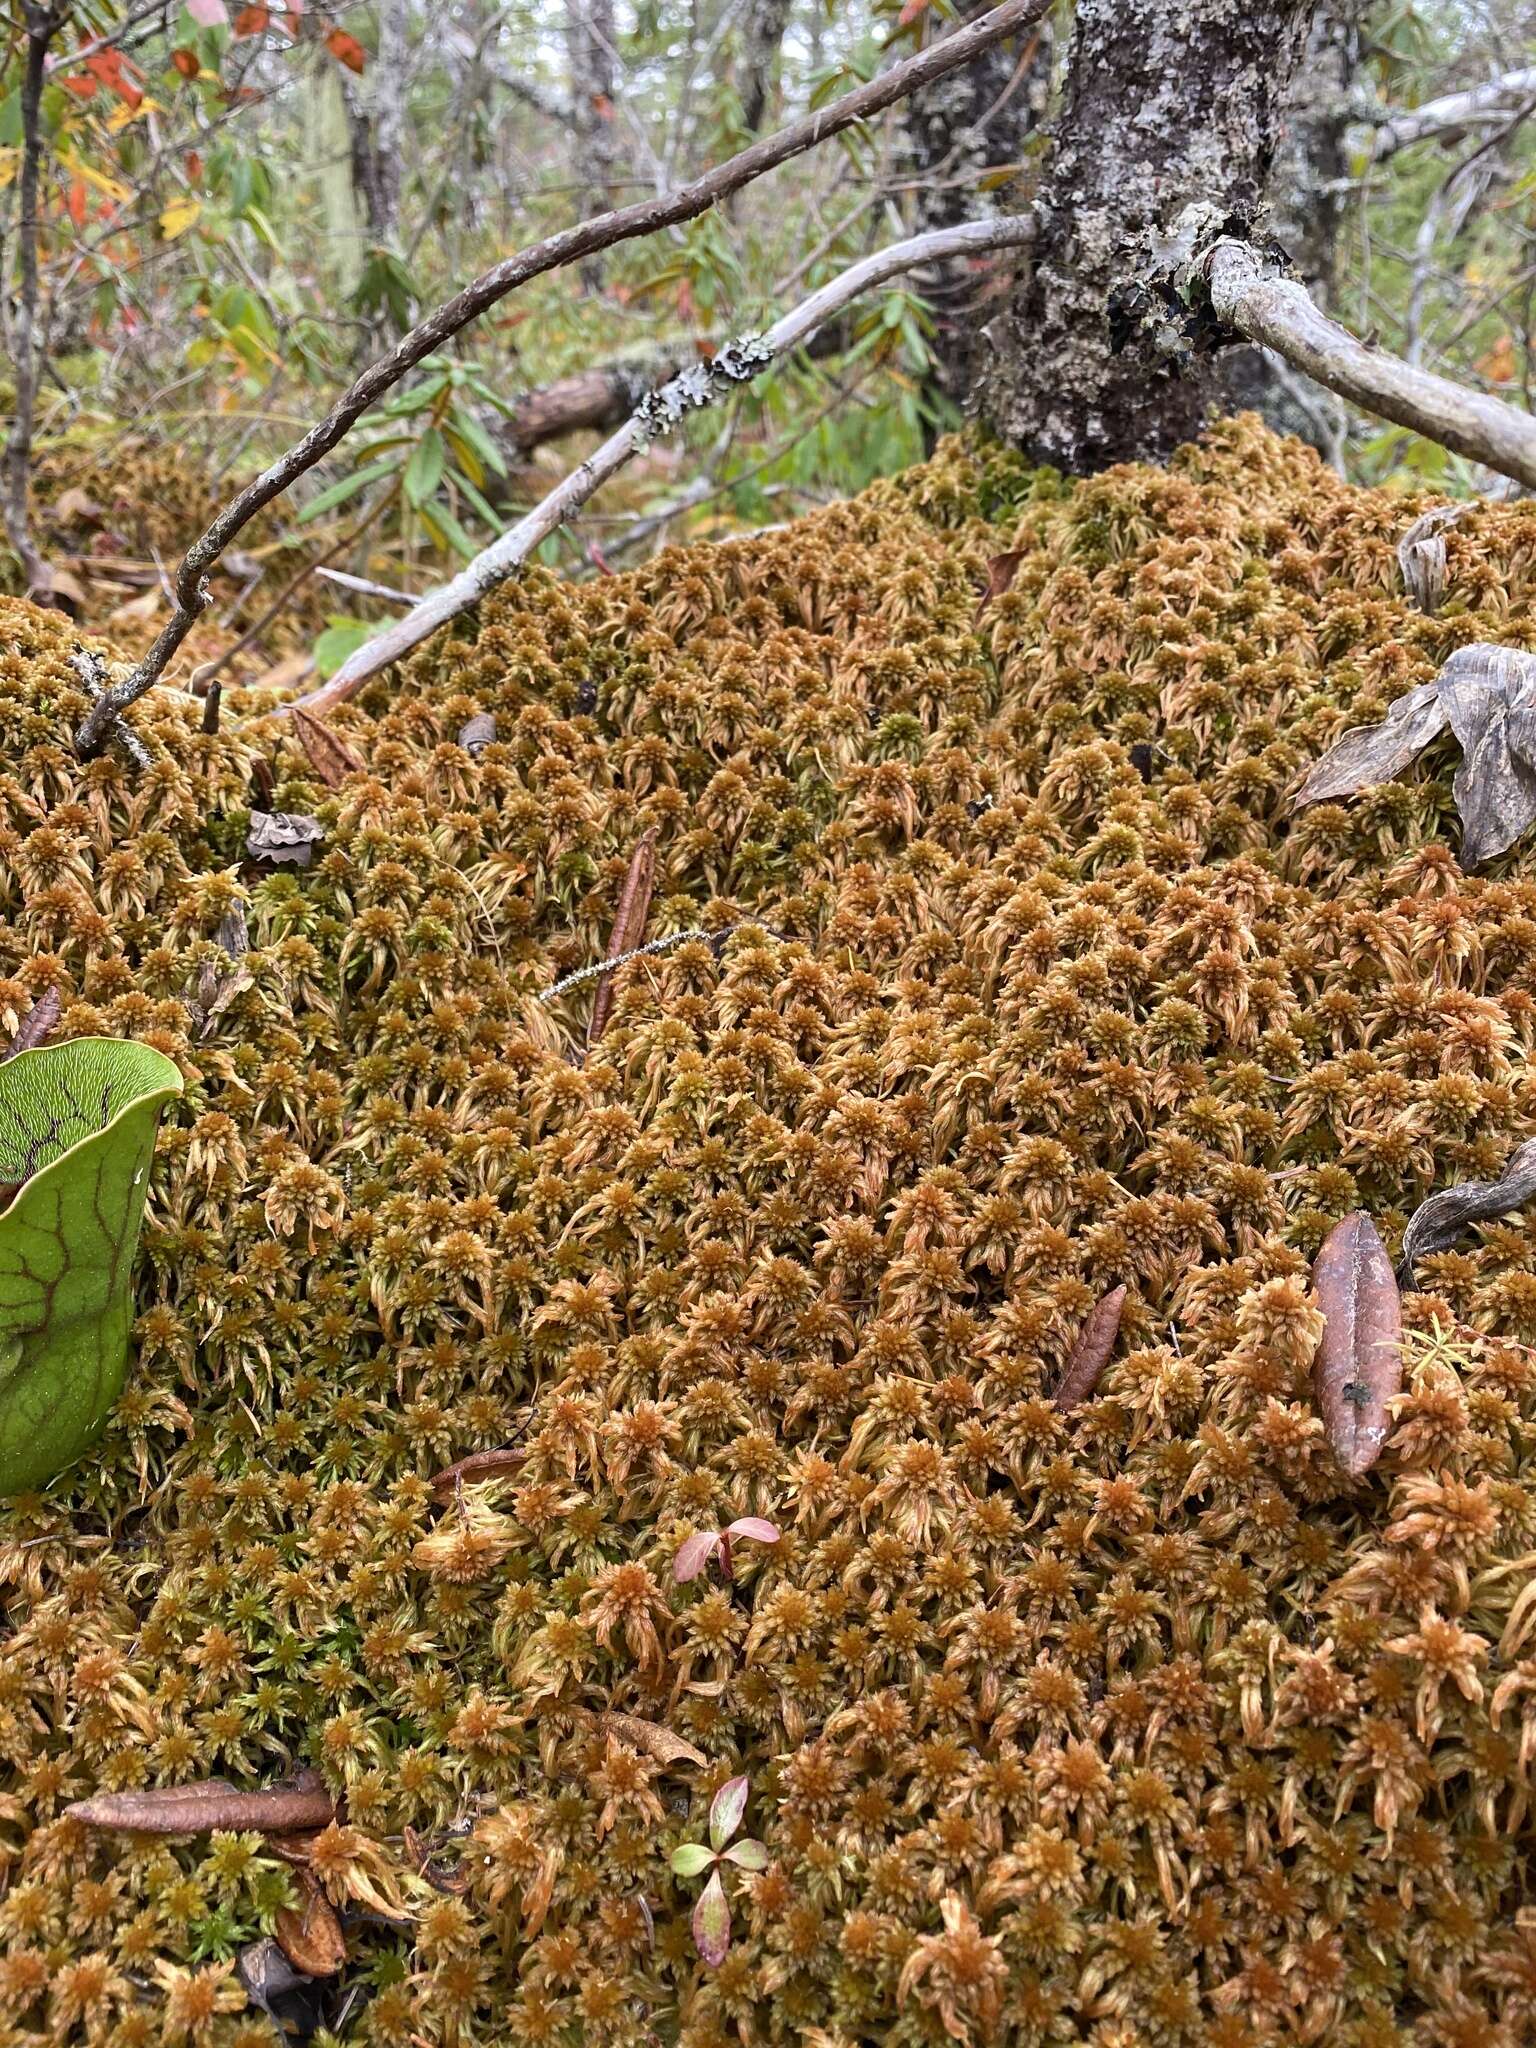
[566,0,623,285]
[977,0,1318,472]
[898,4,1052,413]
[2,6,59,598]
[738,0,795,134]
[1218,0,1367,456]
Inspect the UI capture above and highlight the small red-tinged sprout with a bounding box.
[725,1517,780,1545]
[692,1867,732,1967]
[669,1842,715,1878]
[673,1531,722,1583]
[709,1775,750,1851]
[722,1839,769,1871]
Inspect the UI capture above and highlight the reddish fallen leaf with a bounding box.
[274,1872,346,1976]
[171,47,200,77]
[290,706,364,789]
[897,0,931,26]
[2,987,61,1063]
[233,3,270,32]
[588,829,658,1044]
[65,1771,338,1835]
[1313,1211,1402,1478]
[975,549,1024,623]
[61,73,98,99]
[596,1713,706,1769]
[429,1446,527,1496]
[1052,1284,1127,1411]
[326,25,366,71]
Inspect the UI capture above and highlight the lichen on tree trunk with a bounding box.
[976,0,1317,472]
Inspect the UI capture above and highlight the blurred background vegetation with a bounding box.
[2,0,1534,668]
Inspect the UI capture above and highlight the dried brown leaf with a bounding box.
[1396,503,1470,615]
[2,987,61,1062]
[1052,1283,1127,1411]
[290,707,365,791]
[247,811,325,871]
[976,549,1024,622]
[1312,1211,1402,1478]
[274,1873,346,1977]
[429,1446,528,1496]
[1400,1138,1536,1283]
[458,712,497,757]
[65,1771,338,1836]
[589,829,658,1044]
[1290,680,1449,809]
[597,1712,707,1769]
[1439,645,1536,865]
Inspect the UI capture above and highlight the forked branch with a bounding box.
[72,0,1048,758]
[288,215,1035,715]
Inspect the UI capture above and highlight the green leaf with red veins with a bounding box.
[709,1774,749,1851]
[692,1867,731,1967]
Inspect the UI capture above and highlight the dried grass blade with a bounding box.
[589,829,658,1045]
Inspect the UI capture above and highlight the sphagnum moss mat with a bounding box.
[5,417,1536,2046]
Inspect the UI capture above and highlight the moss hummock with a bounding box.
[4,418,1536,2046]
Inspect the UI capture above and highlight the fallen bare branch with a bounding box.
[1366,67,1536,162]
[292,214,1034,714]
[71,0,1047,759]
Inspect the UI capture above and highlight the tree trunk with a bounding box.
[1217,0,1367,459]
[2,5,58,599]
[976,0,1318,472]
[739,0,795,134]
[566,0,622,287]
[341,0,409,242]
[898,5,1052,417]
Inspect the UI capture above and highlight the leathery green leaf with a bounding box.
[0,1038,182,1494]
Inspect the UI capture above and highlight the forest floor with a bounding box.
[4,416,1536,2045]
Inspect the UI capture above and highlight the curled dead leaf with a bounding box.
[1312,1210,1402,1478]
[274,1873,346,1977]
[975,548,1024,623]
[290,707,365,790]
[247,811,325,871]
[1397,502,1471,615]
[596,1712,707,1769]
[1052,1283,1127,1411]
[1400,1138,1536,1284]
[66,1770,338,1835]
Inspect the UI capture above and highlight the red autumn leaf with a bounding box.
[171,46,200,77]
[185,149,204,181]
[234,4,270,33]
[1052,1283,1127,1412]
[897,0,931,25]
[1312,1211,1402,1478]
[84,50,142,106]
[326,26,366,72]
[66,179,88,226]
[61,72,98,98]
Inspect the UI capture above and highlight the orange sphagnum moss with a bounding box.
[5,417,1536,2047]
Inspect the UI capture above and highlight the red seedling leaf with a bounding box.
[1313,1210,1402,1478]
[289,705,365,790]
[66,179,88,225]
[588,828,658,1044]
[274,1872,346,1976]
[1052,1283,1127,1412]
[326,26,366,72]
[233,4,270,32]
[61,73,97,99]
[975,548,1024,623]
[674,1531,721,1583]
[2,987,61,1062]
[724,1517,780,1546]
[692,1866,732,1966]
[171,46,200,76]
[709,1774,749,1851]
[66,1770,338,1835]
